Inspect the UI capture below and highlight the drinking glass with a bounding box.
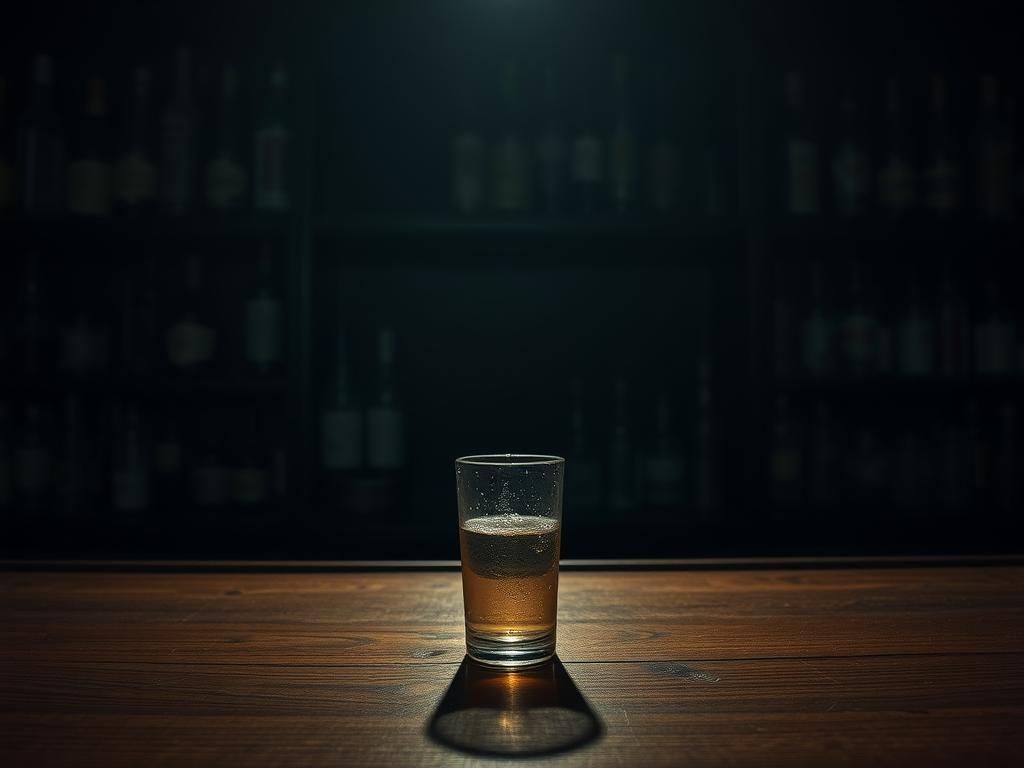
[456,454,564,667]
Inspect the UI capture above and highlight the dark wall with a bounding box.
[1,1,1022,560]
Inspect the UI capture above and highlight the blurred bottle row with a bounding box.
[773,261,1024,381]
[769,398,1021,514]
[784,72,1023,219]
[9,51,1021,224]
[319,328,407,517]
[1,247,284,381]
[562,369,721,522]
[318,329,723,524]
[0,50,291,218]
[0,401,287,522]
[451,56,729,218]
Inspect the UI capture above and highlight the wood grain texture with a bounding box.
[2,568,1022,665]
[3,657,1023,767]
[1,565,1023,766]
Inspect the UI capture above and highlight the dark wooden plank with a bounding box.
[1,568,1022,665]
[2,656,1022,767]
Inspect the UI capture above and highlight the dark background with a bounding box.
[1,1,1022,559]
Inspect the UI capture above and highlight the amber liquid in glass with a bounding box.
[459,515,560,644]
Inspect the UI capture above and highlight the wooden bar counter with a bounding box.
[2,558,1023,766]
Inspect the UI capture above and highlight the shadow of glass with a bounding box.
[428,655,602,758]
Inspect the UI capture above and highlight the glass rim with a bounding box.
[456,454,565,467]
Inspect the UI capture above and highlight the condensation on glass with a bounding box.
[456,454,564,667]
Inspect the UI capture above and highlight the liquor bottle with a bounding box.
[841,260,875,378]
[649,73,680,214]
[607,53,636,214]
[606,378,633,512]
[0,77,14,211]
[976,75,1013,220]
[769,396,803,511]
[570,78,605,215]
[206,66,247,211]
[452,81,485,215]
[924,75,959,214]
[490,60,531,214]
[58,310,109,378]
[784,71,820,215]
[877,77,917,216]
[16,404,51,518]
[166,255,216,373]
[114,67,157,213]
[802,262,835,378]
[253,63,289,211]
[366,328,404,470]
[536,66,567,215]
[565,379,603,516]
[160,48,196,215]
[17,55,63,213]
[831,89,869,217]
[643,392,685,514]
[974,281,1015,376]
[191,422,229,509]
[938,266,969,377]
[897,274,934,377]
[245,244,282,374]
[321,328,363,473]
[66,76,112,216]
[808,402,837,507]
[111,404,149,514]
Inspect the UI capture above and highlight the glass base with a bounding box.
[465,628,556,668]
